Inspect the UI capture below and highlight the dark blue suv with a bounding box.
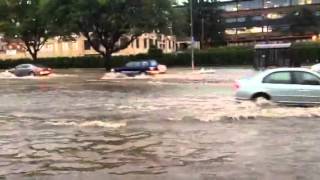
[111,60,167,76]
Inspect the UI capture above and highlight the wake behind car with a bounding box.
[111,60,167,76]
[235,68,320,104]
[9,64,52,77]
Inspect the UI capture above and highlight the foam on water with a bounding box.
[0,71,76,80]
[47,120,127,128]
[148,95,320,122]
[101,73,151,80]
[48,73,78,78]
[0,71,37,79]
[100,69,256,84]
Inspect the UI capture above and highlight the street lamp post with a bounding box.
[190,0,195,71]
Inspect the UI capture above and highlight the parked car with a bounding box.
[235,68,320,104]
[111,60,167,76]
[8,64,52,77]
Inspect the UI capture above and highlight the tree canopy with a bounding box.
[192,0,225,47]
[284,7,319,35]
[55,0,173,68]
[0,0,174,63]
[175,0,226,48]
[0,0,63,60]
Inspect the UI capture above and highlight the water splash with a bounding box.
[0,71,75,80]
[47,120,127,128]
[101,72,151,80]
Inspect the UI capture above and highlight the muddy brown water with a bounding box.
[1,68,320,180]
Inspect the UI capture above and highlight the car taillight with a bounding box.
[234,82,240,90]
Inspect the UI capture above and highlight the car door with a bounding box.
[292,71,320,104]
[15,65,27,76]
[262,71,301,103]
[19,64,31,76]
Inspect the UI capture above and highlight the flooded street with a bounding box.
[1,68,320,179]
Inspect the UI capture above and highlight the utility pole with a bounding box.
[201,17,205,49]
[190,0,195,71]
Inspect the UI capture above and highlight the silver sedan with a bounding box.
[235,68,320,104]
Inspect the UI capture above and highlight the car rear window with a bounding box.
[17,64,31,69]
[263,71,292,84]
[149,60,158,67]
[293,71,320,85]
[126,62,141,68]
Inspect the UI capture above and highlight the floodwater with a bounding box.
[1,68,320,179]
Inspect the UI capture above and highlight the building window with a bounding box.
[144,38,148,49]
[237,17,246,22]
[264,0,290,8]
[149,39,154,47]
[84,40,91,50]
[252,16,263,21]
[227,27,265,35]
[136,38,140,49]
[238,0,262,10]
[169,41,172,49]
[266,13,285,19]
[225,18,237,23]
[225,28,237,35]
[220,3,237,12]
[292,0,314,4]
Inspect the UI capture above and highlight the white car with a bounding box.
[235,68,320,104]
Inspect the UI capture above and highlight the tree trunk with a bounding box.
[104,54,112,71]
[31,52,38,61]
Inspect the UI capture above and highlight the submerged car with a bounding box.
[9,64,52,77]
[111,60,167,76]
[235,68,320,104]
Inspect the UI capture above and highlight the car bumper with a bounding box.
[235,91,252,101]
[39,71,52,76]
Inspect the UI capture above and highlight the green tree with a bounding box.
[172,5,189,38]
[185,0,225,48]
[0,0,63,61]
[284,7,319,35]
[59,0,173,70]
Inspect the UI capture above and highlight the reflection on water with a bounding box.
[1,68,320,179]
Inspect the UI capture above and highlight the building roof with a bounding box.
[254,43,292,49]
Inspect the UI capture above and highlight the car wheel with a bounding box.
[29,71,35,76]
[140,71,147,75]
[251,93,271,102]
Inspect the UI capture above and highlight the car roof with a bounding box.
[17,64,33,66]
[257,68,319,78]
[264,68,313,73]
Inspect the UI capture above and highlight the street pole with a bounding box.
[201,17,204,49]
[190,0,195,71]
